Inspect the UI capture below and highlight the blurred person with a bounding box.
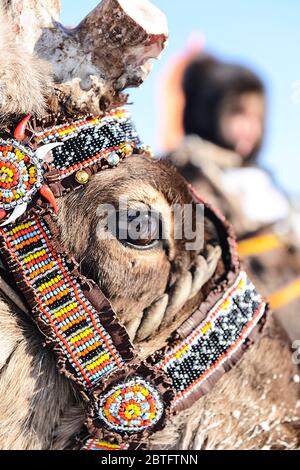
[166,53,300,339]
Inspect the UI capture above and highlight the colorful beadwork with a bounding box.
[98,378,164,433]
[0,139,43,210]
[0,108,269,451]
[0,216,125,388]
[81,437,129,451]
[158,271,266,406]
[36,109,141,180]
[35,110,124,143]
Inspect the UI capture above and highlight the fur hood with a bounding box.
[167,135,291,237]
[182,54,265,164]
[168,134,242,171]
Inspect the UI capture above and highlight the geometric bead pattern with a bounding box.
[158,271,267,406]
[0,139,43,210]
[35,109,141,179]
[0,216,124,388]
[98,378,164,433]
[81,437,129,451]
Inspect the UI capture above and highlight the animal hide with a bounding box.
[0,3,50,122]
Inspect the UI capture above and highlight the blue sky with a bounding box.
[61,0,300,196]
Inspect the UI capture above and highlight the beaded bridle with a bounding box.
[0,109,268,450]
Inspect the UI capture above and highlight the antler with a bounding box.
[1,0,168,116]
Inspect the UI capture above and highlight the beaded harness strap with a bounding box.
[0,109,268,450]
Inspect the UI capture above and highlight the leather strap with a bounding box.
[35,109,143,198]
[0,208,173,447]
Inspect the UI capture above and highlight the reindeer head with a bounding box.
[56,154,226,356]
[0,0,231,358]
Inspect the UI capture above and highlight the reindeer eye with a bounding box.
[117,210,164,250]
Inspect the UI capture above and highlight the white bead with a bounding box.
[107,152,120,167]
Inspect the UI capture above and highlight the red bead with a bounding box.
[0,209,7,220]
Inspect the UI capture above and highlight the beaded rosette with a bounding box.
[98,378,164,433]
[0,139,43,212]
[0,109,268,450]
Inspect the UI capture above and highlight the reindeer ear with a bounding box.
[0,4,51,119]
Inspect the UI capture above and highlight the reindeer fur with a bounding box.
[0,4,50,122]
[0,157,299,450]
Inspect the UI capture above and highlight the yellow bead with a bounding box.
[119,143,133,156]
[75,170,90,185]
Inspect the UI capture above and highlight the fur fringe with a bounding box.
[0,3,51,123]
